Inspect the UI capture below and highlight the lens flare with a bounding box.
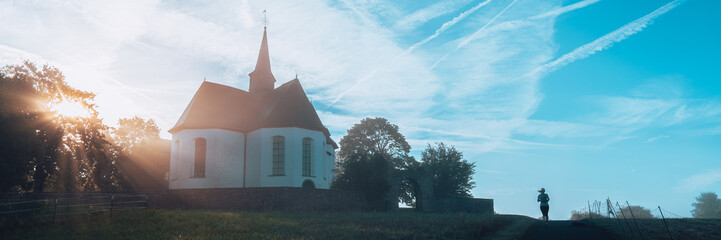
[53,101,88,118]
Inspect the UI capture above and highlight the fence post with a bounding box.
[658,206,674,240]
[52,198,58,223]
[588,201,592,219]
[606,197,623,230]
[610,201,626,234]
[617,202,633,237]
[626,201,644,240]
[110,195,114,222]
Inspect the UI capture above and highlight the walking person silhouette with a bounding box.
[537,188,550,222]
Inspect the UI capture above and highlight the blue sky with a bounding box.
[1,0,719,219]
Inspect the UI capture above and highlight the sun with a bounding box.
[53,100,89,118]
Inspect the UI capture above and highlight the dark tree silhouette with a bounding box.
[0,72,38,192]
[336,117,418,206]
[617,205,656,219]
[0,61,85,192]
[331,153,391,211]
[570,210,608,220]
[692,192,721,218]
[420,142,475,199]
[337,117,413,169]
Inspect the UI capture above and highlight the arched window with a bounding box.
[272,136,285,175]
[302,138,313,176]
[193,138,206,178]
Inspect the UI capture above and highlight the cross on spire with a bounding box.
[262,10,269,29]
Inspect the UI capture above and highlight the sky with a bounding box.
[1,0,720,219]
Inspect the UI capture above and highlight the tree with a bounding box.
[421,142,475,199]
[337,117,413,169]
[617,205,655,219]
[111,117,170,190]
[570,210,608,220]
[692,192,721,218]
[331,153,391,211]
[0,71,37,192]
[77,118,127,191]
[0,61,90,192]
[112,117,160,153]
[29,121,63,192]
[0,61,128,192]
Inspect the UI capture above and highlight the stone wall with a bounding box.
[1,189,493,214]
[434,197,494,214]
[146,187,367,211]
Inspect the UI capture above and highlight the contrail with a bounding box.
[328,68,379,106]
[328,0,600,107]
[431,0,520,69]
[459,0,601,43]
[329,0,493,107]
[527,0,685,78]
[407,0,493,53]
[529,0,600,20]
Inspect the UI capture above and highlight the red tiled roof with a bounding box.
[169,80,337,148]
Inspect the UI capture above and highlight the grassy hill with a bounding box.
[3,210,536,239]
[587,218,721,240]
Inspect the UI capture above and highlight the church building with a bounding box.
[168,27,338,190]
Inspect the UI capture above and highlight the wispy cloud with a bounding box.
[329,0,493,107]
[528,0,686,78]
[478,0,600,35]
[675,168,721,192]
[595,97,680,126]
[515,119,623,138]
[530,0,600,20]
[338,0,382,29]
[645,135,669,143]
[431,0,520,69]
[0,43,53,64]
[406,0,492,53]
[587,80,721,130]
[394,0,473,31]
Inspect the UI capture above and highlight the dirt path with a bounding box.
[519,220,618,240]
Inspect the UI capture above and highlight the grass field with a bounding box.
[2,210,537,239]
[588,218,721,240]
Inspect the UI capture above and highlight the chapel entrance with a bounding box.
[385,168,433,212]
[302,180,315,189]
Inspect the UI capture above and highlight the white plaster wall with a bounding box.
[244,130,262,187]
[251,127,331,189]
[169,127,333,190]
[169,129,245,189]
[324,143,336,186]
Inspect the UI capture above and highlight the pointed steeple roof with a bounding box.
[249,27,276,93]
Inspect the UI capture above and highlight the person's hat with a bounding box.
[538,188,545,193]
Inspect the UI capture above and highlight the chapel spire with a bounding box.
[249,26,276,94]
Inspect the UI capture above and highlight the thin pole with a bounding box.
[52,198,58,223]
[605,199,614,226]
[588,201,593,219]
[658,206,674,240]
[617,202,633,237]
[626,201,644,240]
[110,195,114,221]
[610,201,626,234]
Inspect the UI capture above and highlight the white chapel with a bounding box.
[168,28,338,190]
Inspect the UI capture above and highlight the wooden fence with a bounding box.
[0,193,147,221]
